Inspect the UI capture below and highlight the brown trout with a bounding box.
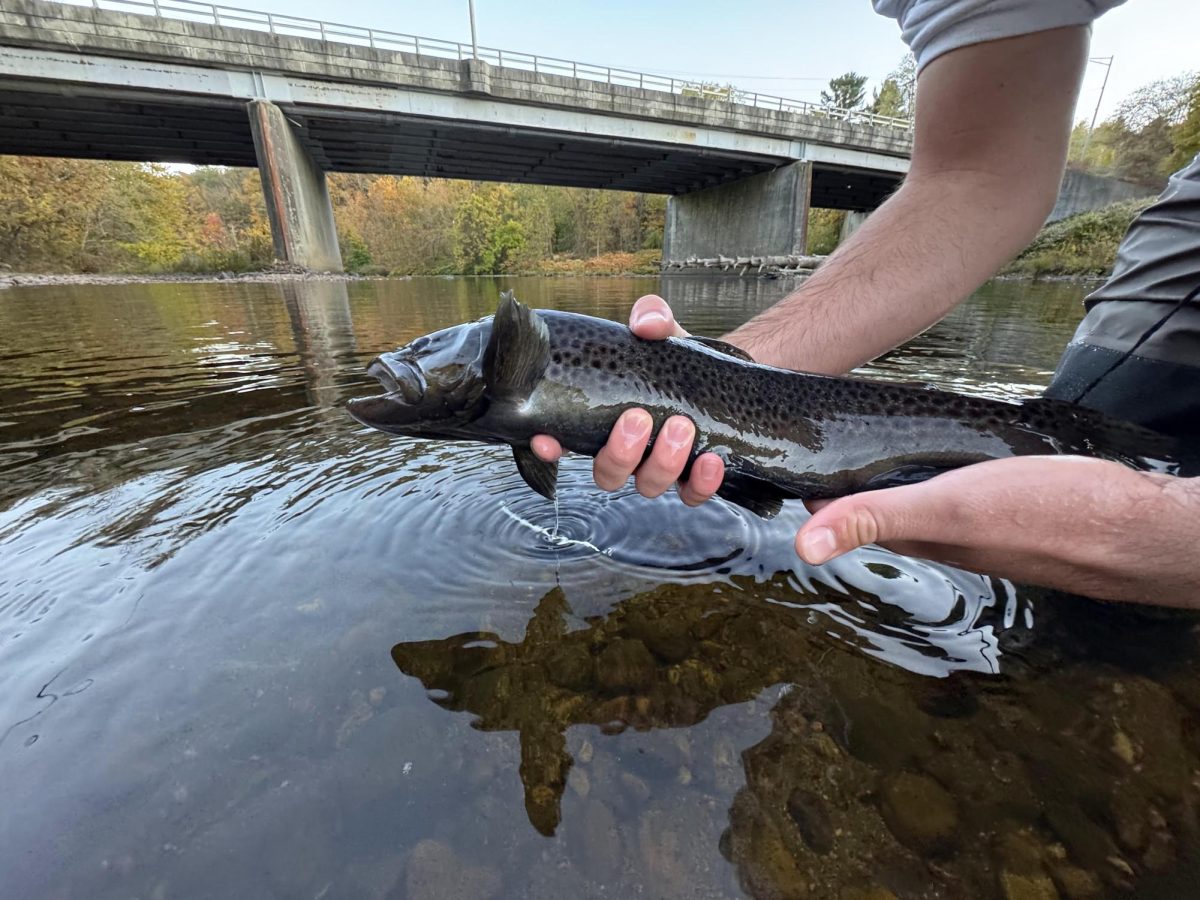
[347,293,1176,518]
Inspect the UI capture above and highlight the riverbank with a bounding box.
[0,268,379,289]
[3,201,1153,288]
[0,250,666,288]
[1004,197,1155,277]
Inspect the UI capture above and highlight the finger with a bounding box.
[629,295,689,340]
[530,434,562,463]
[679,452,724,506]
[794,481,953,565]
[635,415,695,498]
[593,408,653,492]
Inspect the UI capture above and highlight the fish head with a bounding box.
[347,319,491,438]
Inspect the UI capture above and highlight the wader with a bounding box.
[1044,153,1200,464]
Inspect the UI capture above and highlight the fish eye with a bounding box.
[409,336,431,353]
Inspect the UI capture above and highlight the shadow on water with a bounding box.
[2,275,1200,899]
[393,576,1200,897]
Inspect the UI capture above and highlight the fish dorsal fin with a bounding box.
[686,336,754,363]
[484,292,550,402]
[513,446,558,500]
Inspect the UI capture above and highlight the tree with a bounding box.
[807,208,847,254]
[821,72,868,111]
[886,54,917,118]
[1064,70,1198,186]
[113,164,195,270]
[1166,81,1200,172]
[453,183,527,275]
[1108,116,1175,187]
[1114,71,1198,131]
[0,157,665,275]
[1068,118,1122,171]
[870,78,906,119]
[869,55,917,121]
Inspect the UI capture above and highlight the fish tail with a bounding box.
[1020,397,1179,473]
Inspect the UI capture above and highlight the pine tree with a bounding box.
[820,73,868,111]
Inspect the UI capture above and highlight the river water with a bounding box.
[1,276,1198,899]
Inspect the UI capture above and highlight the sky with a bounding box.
[223,0,1198,122]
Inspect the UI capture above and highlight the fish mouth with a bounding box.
[367,353,426,402]
[346,354,428,431]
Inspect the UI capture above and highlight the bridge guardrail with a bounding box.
[50,0,914,133]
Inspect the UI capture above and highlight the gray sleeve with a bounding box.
[871,0,1127,69]
[1086,153,1200,307]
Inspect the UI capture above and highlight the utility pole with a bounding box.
[1078,55,1114,162]
[468,0,478,60]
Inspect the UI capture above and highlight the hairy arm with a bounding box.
[726,27,1089,372]
[797,458,1200,608]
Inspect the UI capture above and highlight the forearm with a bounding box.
[798,458,1200,608]
[724,171,1051,373]
[725,27,1088,375]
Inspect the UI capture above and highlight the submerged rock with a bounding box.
[999,870,1061,900]
[597,639,657,693]
[879,772,959,855]
[786,789,835,855]
[402,840,501,900]
[1048,863,1103,900]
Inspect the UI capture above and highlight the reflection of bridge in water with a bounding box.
[390,579,1200,898]
[281,281,358,410]
[391,576,1011,837]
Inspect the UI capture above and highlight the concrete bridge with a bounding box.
[0,0,915,270]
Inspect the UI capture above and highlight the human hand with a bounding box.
[795,455,1200,607]
[530,294,726,506]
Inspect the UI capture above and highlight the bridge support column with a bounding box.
[838,210,869,245]
[662,161,811,264]
[247,100,343,272]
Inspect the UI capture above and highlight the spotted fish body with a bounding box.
[347,293,1176,518]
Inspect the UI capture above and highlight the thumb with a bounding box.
[795,484,943,564]
[630,295,688,340]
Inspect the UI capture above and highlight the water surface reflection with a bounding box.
[1,275,1197,899]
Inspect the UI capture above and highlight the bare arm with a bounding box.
[726,27,1089,372]
[797,458,1200,608]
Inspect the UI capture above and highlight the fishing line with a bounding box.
[1069,282,1200,404]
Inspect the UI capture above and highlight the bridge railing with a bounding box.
[54,0,914,133]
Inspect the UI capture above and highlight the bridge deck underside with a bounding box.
[0,84,902,207]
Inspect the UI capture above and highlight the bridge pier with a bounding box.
[838,210,869,244]
[662,162,812,264]
[247,100,343,272]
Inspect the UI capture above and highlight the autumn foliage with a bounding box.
[0,159,666,275]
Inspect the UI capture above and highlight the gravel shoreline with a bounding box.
[0,269,385,289]
[1,270,1106,290]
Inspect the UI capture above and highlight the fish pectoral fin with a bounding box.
[716,472,787,519]
[484,292,550,402]
[862,464,952,490]
[513,446,558,501]
[685,336,755,363]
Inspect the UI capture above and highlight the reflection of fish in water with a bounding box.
[348,293,1176,518]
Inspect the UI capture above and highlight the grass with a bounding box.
[1005,197,1156,277]
[513,249,662,276]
